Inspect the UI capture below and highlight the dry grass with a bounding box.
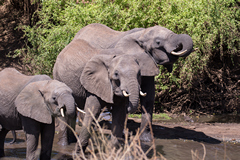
[191,143,206,160]
[57,107,166,160]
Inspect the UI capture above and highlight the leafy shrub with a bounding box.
[16,0,239,88]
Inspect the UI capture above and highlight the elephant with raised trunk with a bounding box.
[53,39,145,150]
[0,68,76,160]
[74,23,194,141]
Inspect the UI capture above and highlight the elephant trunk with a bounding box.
[126,79,140,114]
[168,34,193,57]
[57,94,77,145]
[58,94,76,118]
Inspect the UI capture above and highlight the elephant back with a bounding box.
[73,23,144,49]
[53,39,97,99]
[0,68,30,129]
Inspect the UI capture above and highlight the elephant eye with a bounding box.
[155,39,161,46]
[113,70,119,79]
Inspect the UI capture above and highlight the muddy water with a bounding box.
[154,139,240,160]
[4,132,240,160]
[3,114,240,160]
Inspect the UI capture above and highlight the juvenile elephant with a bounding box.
[0,68,76,160]
[73,23,194,141]
[53,39,144,150]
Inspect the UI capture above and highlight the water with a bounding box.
[154,139,240,160]
[3,114,240,159]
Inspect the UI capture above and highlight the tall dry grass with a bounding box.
[57,108,166,160]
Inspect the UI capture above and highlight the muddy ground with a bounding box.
[4,117,240,159]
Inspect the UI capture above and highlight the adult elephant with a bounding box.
[74,23,194,142]
[53,39,144,150]
[0,68,76,160]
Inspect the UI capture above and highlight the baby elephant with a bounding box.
[0,68,76,160]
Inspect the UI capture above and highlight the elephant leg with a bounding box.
[77,93,102,152]
[0,128,9,157]
[21,116,40,160]
[111,101,127,147]
[139,76,155,142]
[40,118,55,160]
[25,133,39,160]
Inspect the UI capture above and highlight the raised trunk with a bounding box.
[168,34,193,57]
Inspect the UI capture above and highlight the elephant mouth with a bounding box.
[52,106,65,117]
[170,43,188,56]
[58,105,86,117]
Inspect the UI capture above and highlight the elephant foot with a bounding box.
[140,131,153,142]
[57,138,69,146]
[75,143,88,153]
[57,134,77,146]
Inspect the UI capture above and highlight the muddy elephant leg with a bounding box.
[21,116,40,160]
[25,133,39,160]
[40,118,55,160]
[139,76,155,142]
[77,93,102,152]
[111,101,127,147]
[0,128,9,157]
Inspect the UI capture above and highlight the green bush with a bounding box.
[16,0,239,87]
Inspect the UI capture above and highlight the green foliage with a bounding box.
[16,0,239,89]
[129,113,172,121]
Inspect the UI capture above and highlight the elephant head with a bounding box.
[80,54,143,113]
[14,80,76,124]
[116,25,194,74]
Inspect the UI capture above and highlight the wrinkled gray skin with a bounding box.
[74,23,194,142]
[0,68,76,160]
[53,39,142,150]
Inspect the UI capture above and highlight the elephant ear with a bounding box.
[80,54,114,104]
[15,81,52,124]
[133,51,160,76]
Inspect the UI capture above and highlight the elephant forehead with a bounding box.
[148,26,173,39]
[46,80,72,92]
[112,55,138,64]
[110,58,140,72]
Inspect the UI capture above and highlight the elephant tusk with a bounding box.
[192,48,199,52]
[60,108,65,117]
[123,90,130,97]
[171,49,187,56]
[76,107,86,114]
[140,91,147,97]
